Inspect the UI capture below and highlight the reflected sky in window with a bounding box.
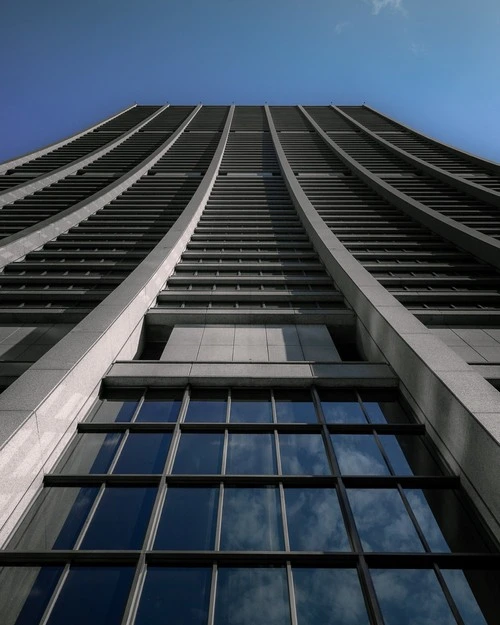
[226,434,277,474]
[405,489,450,552]
[371,569,456,625]
[293,568,369,625]
[172,433,224,474]
[275,390,317,423]
[441,569,488,625]
[185,391,227,422]
[58,433,122,475]
[135,392,182,422]
[230,390,272,423]
[348,489,424,552]
[215,568,291,625]
[91,399,138,423]
[285,489,350,551]
[332,435,389,475]
[320,391,366,424]
[221,487,284,550]
[279,434,331,475]
[112,433,171,474]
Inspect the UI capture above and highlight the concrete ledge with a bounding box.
[266,105,500,542]
[0,105,235,546]
[146,309,355,326]
[0,106,202,269]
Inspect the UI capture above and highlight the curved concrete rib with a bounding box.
[266,105,500,542]
[298,106,500,272]
[0,105,234,546]
[364,104,500,176]
[0,104,136,174]
[0,105,169,206]
[0,105,201,269]
[332,106,500,208]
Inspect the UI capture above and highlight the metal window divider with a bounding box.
[39,563,72,625]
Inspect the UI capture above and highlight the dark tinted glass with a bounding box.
[185,390,227,422]
[319,390,366,423]
[221,487,284,550]
[0,567,63,625]
[135,390,183,422]
[380,435,441,475]
[80,487,156,550]
[348,489,423,552]
[279,434,331,475]
[154,487,218,550]
[58,433,122,474]
[293,568,369,625]
[172,433,224,474]
[46,567,135,625]
[91,393,140,423]
[371,569,456,625]
[226,434,277,474]
[230,390,272,422]
[215,568,291,625]
[274,390,317,423]
[331,434,389,475]
[441,569,491,625]
[285,489,349,551]
[359,391,409,424]
[112,433,172,474]
[135,567,212,625]
[9,487,99,550]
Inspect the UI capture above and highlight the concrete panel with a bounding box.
[233,345,269,362]
[265,325,301,345]
[201,326,235,346]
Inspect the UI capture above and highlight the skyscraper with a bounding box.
[0,104,498,624]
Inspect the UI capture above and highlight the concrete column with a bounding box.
[0,106,234,545]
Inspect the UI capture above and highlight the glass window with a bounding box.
[9,487,99,550]
[135,567,212,625]
[154,487,218,550]
[274,390,317,423]
[0,566,63,625]
[90,390,141,423]
[319,390,366,423]
[185,389,227,422]
[221,487,284,551]
[442,569,494,625]
[226,434,277,475]
[172,433,224,474]
[285,489,350,551]
[57,433,122,474]
[215,568,291,625]
[45,567,135,625]
[293,568,369,625]
[359,391,409,424]
[380,435,441,475]
[135,389,183,422]
[279,434,331,475]
[230,390,272,423]
[371,569,457,625]
[331,434,389,475]
[112,433,172,474]
[348,489,424,552]
[80,487,156,550]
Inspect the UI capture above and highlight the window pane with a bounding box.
[221,487,284,550]
[154,487,218,550]
[359,391,409,424]
[230,390,272,423]
[441,570,488,625]
[135,567,211,625]
[80,487,156,550]
[274,390,317,423]
[46,567,135,625]
[215,568,291,625]
[90,392,140,423]
[331,435,389,475]
[380,435,441,475]
[319,390,366,424]
[285,489,350,551]
[293,568,369,625]
[348,489,423,552]
[226,434,277,475]
[172,433,224,474]
[185,390,227,422]
[0,567,63,625]
[112,433,172,474]
[9,487,99,550]
[371,569,456,625]
[279,434,331,475]
[135,389,182,422]
[57,433,122,474]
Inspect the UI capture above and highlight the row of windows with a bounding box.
[2,564,496,625]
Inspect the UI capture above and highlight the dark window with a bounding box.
[359,391,409,424]
[379,435,441,475]
[58,433,122,474]
[230,389,272,422]
[441,569,491,625]
[279,434,331,475]
[274,389,317,423]
[135,567,212,625]
[112,433,172,474]
[90,390,141,423]
[80,487,156,550]
[135,389,182,422]
[154,487,218,550]
[226,434,277,474]
[172,433,224,474]
[185,389,227,422]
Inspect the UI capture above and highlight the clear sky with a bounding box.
[1,0,499,163]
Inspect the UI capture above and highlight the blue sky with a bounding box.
[1,0,499,163]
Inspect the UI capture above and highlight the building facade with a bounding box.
[0,104,499,624]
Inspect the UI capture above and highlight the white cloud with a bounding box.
[366,0,406,15]
[334,21,350,35]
